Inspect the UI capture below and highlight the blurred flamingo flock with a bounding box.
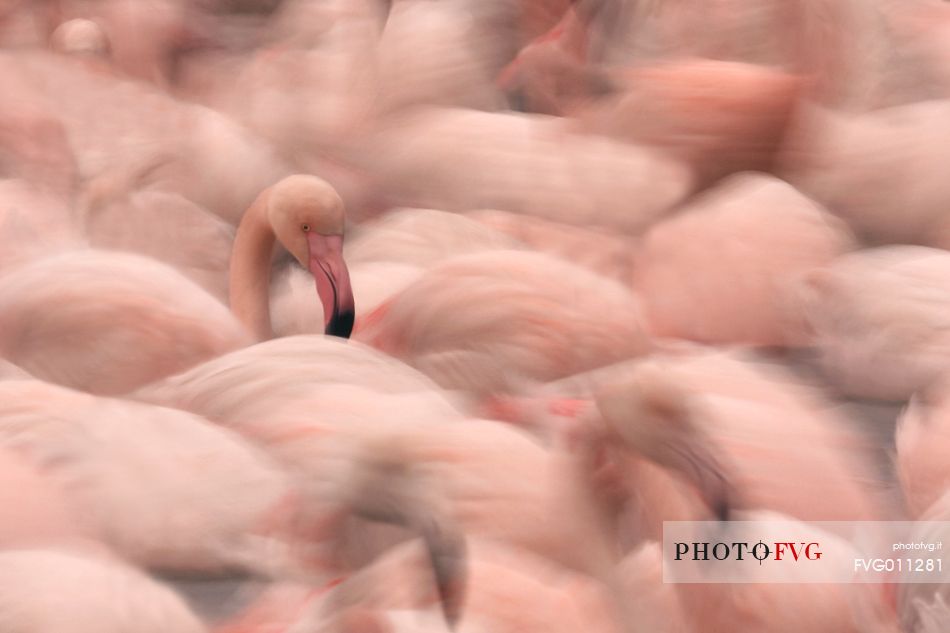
[2,0,950,631]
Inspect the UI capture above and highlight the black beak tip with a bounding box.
[326,309,355,339]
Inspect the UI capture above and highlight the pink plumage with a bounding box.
[357,250,652,396]
[0,250,249,395]
[632,173,856,347]
[0,548,207,633]
[0,379,300,576]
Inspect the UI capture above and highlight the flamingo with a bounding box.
[133,336,460,423]
[0,174,355,394]
[214,357,892,633]
[590,354,882,523]
[355,249,652,397]
[777,0,950,246]
[0,377,471,615]
[498,2,803,184]
[464,174,856,348]
[587,361,899,633]
[131,336,477,597]
[792,246,950,401]
[630,173,856,347]
[0,48,291,224]
[203,0,504,175]
[0,2,935,631]
[0,379,299,576]
[228,173,355,340]
[340,106,694,234]
[781,100,950,247]
[572,60,804,186]
[135,341,622,594]
[467,174,854,346]
[0,249,248,395]
[491,346,883,534]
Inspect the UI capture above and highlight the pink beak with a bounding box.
[306,233,355,339]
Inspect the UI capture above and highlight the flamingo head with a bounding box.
[269,175,355,339]
[595,363,737,521]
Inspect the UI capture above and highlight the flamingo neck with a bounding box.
[229,191,276,341]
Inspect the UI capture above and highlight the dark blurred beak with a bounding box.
[307,233,355,339]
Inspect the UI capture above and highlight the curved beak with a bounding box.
[306,233,355,339]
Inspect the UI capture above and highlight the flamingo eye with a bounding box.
[301,223,311,232]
